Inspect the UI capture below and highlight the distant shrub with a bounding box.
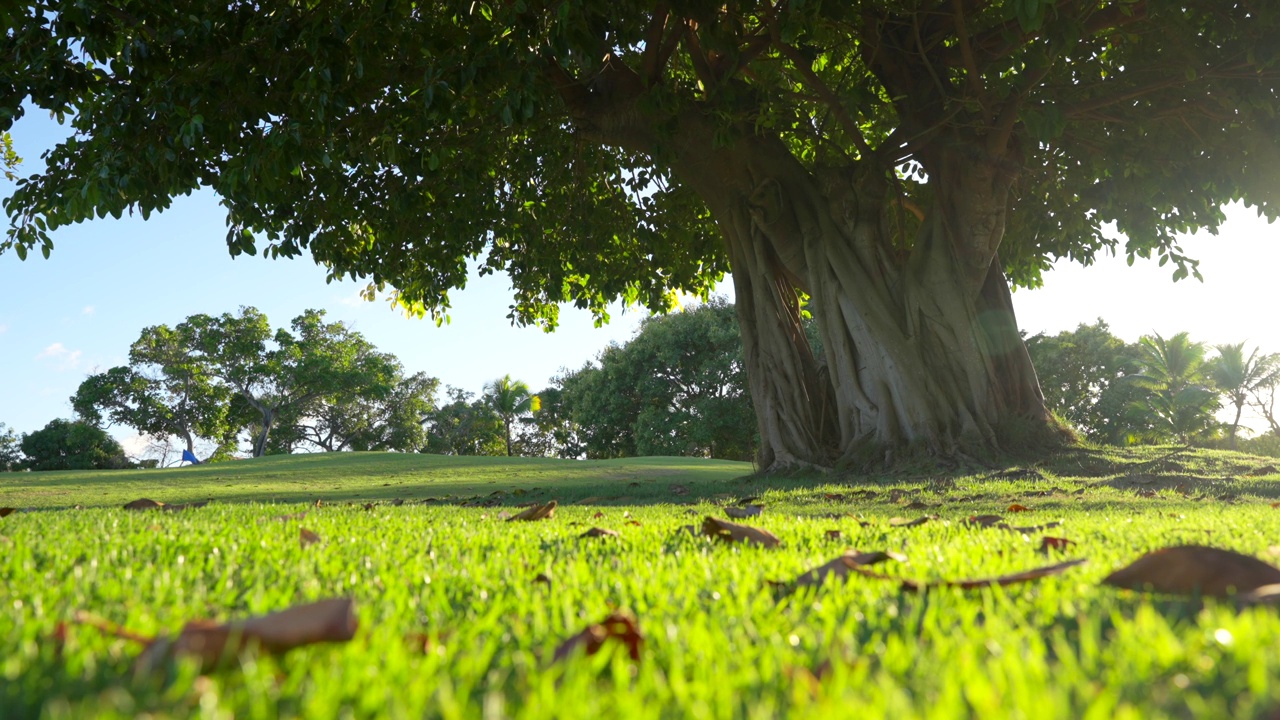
[19,419,132,471]
[1239,434,1280,459]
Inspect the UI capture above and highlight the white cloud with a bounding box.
[35,342,84,371]
[82,305,95,315]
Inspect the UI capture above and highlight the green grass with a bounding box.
[4,447,1280,718]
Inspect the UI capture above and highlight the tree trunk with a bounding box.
[670,132,1053,471]
[253,407,275,458]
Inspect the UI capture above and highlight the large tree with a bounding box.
[1208,343,1278,448]
[71,323,241,459]
[1024,320,1143,443]
[5,2,1279,469]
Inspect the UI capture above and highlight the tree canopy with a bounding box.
[6,1,1279,466]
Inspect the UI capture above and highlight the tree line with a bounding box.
[1027,321,1280,453]
[5,303,1278,472]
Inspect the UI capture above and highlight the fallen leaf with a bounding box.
[552,612,643,663]
[592,511,605,519]
[362,503,376,511]
[903,500,931,510]
[0,507,15,518]
[1102,545,1280,597]
[1039,536,1075,553]
[76,598,358,673]
[888,516,934,527]
[625,520,642,526]
[788,550,908,590]
[124,499,165,511]
[670,485,690,496]
[825,530,843,540]
[1003,521,1062,533]
[724,504,764,519]
[299,528,321,547]
[579,527,620,539]
[574,497,603,506]
[1007,504,1031,512]
[314,499,324,508]
[676,524,699,537]
[702,517,781,548]
[966,515,1005,527]
[823,493,847,501]
[506,501,557,522]
[848,559,1086,591]
[533,572,552,586]
[1248,465,1278,477]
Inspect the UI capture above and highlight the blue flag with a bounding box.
[181,449,200,465]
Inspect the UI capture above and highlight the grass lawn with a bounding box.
[4,447,1280,718]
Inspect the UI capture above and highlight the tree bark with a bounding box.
[667,130,1052,470]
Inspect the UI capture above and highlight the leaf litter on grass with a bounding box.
[702,517,781,548]
[73,598,358,673]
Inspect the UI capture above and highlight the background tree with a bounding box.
[19,419,130,471]
[71,323,240,459]
[7,2,1280,468]
[1025,320,1144,443]
[184,307,401,456]
[1208,343,1278,449]
[1128,333,1220,444]
[482,375,540,457]
[0,423,22,471]
[557,300,756,460]
[422,387,506,456]
[518,384,584,459]
[293,370,438,452]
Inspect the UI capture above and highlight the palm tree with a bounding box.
[1209,343,1279,448]
[1129,332,1220,444]
[483,375,541,456]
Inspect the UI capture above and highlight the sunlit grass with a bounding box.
[3,447,1280,718]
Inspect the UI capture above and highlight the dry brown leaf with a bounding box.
[76,598,358,673]
[579,527,620,539]
[506,501,557,522]
[123,499,165,511]
[1241,584,1280,605]
[592,511,605,519]
[1007,504,1031,512]
[1039,536,1075,553]
[724,504,764,519]
[789,550,908,590]
[625,519,642,526]
[670,484,690,496]
[903,500,931,510]
[533,572,552,587]
[574,497,603,506]
[1102,545,1280,597]
[849,558,1086,591]
[702,517,781,548]
[888,516,934,527]
[0,507,16,518]
[825,530,843,540]
[552,612,643,663]
[966,515,1005,527]
[1003,521,1062,533]
[299,528,321,547]
[677,524,699,537]
[823,493,846,501]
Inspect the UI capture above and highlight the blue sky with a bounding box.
[3,110,1279,442]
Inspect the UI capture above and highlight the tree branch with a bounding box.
[773,38,873,156]
[638,3,672,84]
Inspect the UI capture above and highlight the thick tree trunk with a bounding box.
[670,132,1052,471]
